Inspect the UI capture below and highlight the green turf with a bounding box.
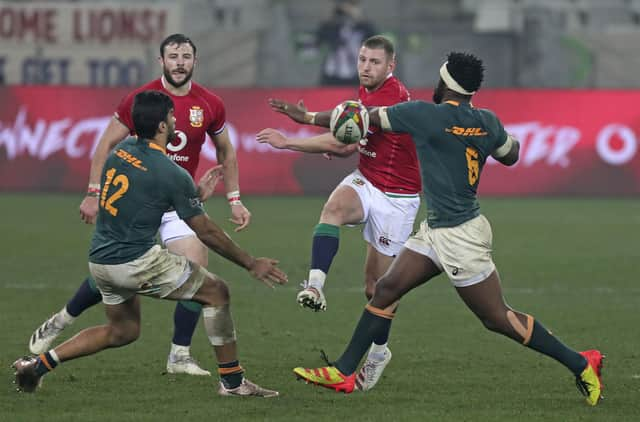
[1,194,638,421]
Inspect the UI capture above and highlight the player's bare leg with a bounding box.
[167,236,208,269]
[29,276,102,354]
[455,271,603,405]
[369,249,441,309]
[363,245,394,300]
[165,235,211,376]
[15,298,142,393]
[299,185,364,311]
[189,272,278,397]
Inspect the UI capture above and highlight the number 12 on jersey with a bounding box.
[100,168,130,217]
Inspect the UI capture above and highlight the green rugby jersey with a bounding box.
[386,100,507,228]
[89,137,204,264]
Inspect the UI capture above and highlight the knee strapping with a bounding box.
[203,305,236,346]
[506,310,534,345]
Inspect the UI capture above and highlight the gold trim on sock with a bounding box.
[39,353,53,371]
[365,304,395,320]
[218,365,244,375]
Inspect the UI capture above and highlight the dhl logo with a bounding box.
[445,126,487,136]
[116,149,148,171]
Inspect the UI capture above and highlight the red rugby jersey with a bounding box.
[358,76,421,194]
[116,77,226,178]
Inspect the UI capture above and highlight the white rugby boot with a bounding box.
[29,314,67,355]
[166,345,211,376]
[296,280,327,312]
[355,347,392,391]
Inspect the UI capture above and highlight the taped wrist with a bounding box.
[203,304,237,346]
[226,190,242,206]
[87,183,101,198]
[304,112,317,125]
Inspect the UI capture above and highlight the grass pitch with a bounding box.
[0,194,638,421]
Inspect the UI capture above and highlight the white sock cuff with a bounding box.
[170,344,190,355]
[60,307,76,324]
[308,269,326,289]
[49,350,61,364]
[369,342,388,356]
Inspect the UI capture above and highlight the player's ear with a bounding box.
[388,57,396,73]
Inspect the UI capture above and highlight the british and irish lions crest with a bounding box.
[189,106,204,128]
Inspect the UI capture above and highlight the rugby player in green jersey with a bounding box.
[29,34,251,377]
[13,91,287,397]
[292,52,604,406]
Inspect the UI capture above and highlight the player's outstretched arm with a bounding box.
[186,213,288,288]
[256,129,357,156]
[491,134,520,166]
[79,117,130,224]
[211,127,252,232]
[268,98,332,128]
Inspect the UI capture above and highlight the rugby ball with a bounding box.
[330,100,369,144]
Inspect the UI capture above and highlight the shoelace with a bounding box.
[575,378,593,396]
[361,360,377,379]
[320,349,335,367]
[172,355,200,364]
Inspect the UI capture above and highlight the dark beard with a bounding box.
[163,68,193,88]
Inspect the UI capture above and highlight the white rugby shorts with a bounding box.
[404,215,496,287]
[159,210,196,245]
[338,170,420,256]
[89,245,207,305]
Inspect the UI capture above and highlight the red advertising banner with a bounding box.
[0,86,638,195]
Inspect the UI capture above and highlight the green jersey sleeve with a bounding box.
[168,168,205,221]
[386,100,433,134]
[482,109,509,152]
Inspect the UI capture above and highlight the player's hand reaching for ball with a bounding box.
[79,196,99,224]
[248,257,288,288]
[256,128,289,149]
[268,98,308,124]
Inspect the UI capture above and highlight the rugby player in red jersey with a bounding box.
[14,90,286,397]
[292,52,603,406]
[257,35,420,391]
[29,34,251,377]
